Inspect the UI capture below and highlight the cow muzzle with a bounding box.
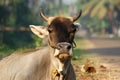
[54,42,72,62]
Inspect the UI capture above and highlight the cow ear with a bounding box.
[29,25,48,38]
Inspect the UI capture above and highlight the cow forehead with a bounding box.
[50,17,73,27]
[48,17,74,34]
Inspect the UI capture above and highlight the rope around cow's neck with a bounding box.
[52,69,62,80]
[52,62,70,80]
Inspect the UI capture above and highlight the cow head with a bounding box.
[30,10,82,56]
[40,10,81,57]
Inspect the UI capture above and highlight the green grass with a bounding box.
[0,45,38,56]
[0,44,14,55]
[72,37,96,66]
[0,48,14,55]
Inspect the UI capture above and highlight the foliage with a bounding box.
[0,0,42,54]
[0,5,10,26]
[77,0,120,34]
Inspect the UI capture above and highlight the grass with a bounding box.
[0,44,14,55]
[72,37,95,62]
[0,45,39,57]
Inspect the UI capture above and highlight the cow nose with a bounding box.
[58,42,72,50]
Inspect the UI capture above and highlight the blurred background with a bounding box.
[0,0,120,55]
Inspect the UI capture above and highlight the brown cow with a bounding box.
[0,10,82,80]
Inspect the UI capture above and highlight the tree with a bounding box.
[77,0,120,34]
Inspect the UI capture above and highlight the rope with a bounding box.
[52,69,64,80]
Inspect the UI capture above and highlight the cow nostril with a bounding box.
[67,45,71,50]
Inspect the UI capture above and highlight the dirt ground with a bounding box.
[74,37,120,80]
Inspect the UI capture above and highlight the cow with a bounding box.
[0,10,82,80]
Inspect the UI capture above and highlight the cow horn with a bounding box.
[40,10,48,22]
[72,10,82,22]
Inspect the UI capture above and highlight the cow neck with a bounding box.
[49,46,71,80]
[49,46,60,68]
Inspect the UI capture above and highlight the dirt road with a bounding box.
[86,37,120,80]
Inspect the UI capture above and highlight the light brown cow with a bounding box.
[0,10,82,80]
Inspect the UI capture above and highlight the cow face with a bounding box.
[48,17,76,48]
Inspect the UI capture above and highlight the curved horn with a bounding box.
[40,10,48,22]
[73,10,82,22]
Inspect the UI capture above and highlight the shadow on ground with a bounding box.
[86,47,120,56]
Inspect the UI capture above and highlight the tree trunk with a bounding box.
[0,31,3,46]
[59,0,62,13]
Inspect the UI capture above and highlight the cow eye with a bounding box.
[72,28,76,32]
[48,27,53,33]
[70,28,76,33]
